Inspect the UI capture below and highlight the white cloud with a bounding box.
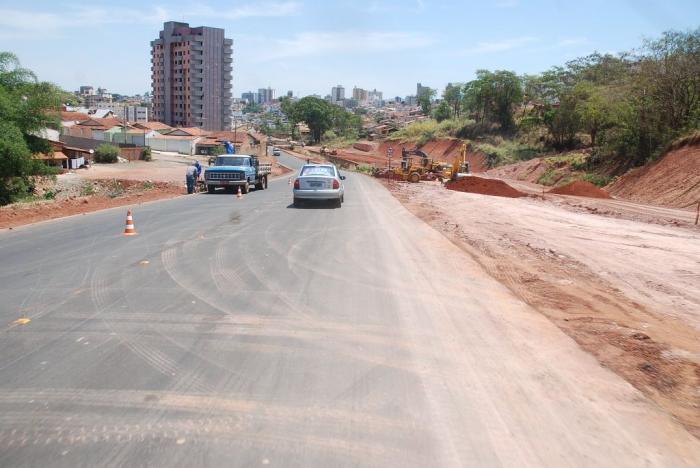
[257,30,435,60]
[462,36,538,55]
[188,2,301,20]
[556,37,589,47]
[0,2,301,38]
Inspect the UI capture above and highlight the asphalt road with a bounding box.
[1,151,699,467]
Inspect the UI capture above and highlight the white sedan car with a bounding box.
[293,164,345,208]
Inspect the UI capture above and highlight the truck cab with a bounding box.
[204,154,272,194]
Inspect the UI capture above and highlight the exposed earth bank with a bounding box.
[385,179,700,438]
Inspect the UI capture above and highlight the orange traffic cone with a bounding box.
[236,186,242,199]
[123,210,137,236]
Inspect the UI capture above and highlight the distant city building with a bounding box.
[151,21,233,131]
[405,95,417,106]
[331,85,345,102]
[258,87,275,104]
[368,89,383,103]
[287,90,293,97]
[82,87,112,107]
[98,103,148,122]
[416,82,429,98]
[352,86,368,103]
[241,91,258,104]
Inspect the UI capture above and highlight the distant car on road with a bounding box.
[293,163,345,208]
[272,147,281,156]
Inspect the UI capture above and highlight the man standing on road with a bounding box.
[185,162,197,194]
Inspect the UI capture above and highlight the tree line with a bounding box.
[0,52,67,205]
[280,96,361,143]
[432,28,700,167]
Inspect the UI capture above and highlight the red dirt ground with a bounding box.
[445,176,526,198]
[548,180,611,199]
[607,144,700,209]
[0,181,184,229]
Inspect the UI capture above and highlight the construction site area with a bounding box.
[319,135,699,438]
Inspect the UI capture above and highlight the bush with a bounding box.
[43,191,55,200]
[80,182,96,196]
[94,144,119,163]
[142,147,152,161]
[105,179,124,198]
[581,173,612,187]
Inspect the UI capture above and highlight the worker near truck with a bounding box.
[185,162,197,194]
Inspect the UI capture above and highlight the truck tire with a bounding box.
[241,181,249,194]
[207,185,216,194]
[255,175,267,191]
[409,172,421,183]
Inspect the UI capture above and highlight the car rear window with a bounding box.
[301,166,335,177]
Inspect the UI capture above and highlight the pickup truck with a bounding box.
[204,154,272,194]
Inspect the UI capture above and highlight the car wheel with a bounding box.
[241,182,249,194]
[293,197,301,208]
[207,185,216,194]
[334,198,342,208]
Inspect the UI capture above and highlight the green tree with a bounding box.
[417,87,435,115]
[291,96,334,143]
[0,52,62,205]
[94,143,119,163]
[463,70,522,130]
[433,101,451,122]
[443,83,463,118]
[574,82,613,147]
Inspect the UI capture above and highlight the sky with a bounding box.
[1,0,699,99]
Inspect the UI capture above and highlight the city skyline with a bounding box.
[3,1,700,98]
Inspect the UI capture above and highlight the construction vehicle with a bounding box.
[392,148,455,182]
[451,143,472,180]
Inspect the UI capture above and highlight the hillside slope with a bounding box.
[607,144,700,209]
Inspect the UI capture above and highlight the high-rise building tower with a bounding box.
[331,85,345,103]
[151,21,232,130]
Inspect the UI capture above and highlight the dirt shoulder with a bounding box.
[385,180,700,437]
[0,179,184,230]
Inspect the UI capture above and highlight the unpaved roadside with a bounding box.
[387,180,700,437]
[0,180,184,229]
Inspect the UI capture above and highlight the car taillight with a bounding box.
[332,179,340,189]
[293,179,300,189]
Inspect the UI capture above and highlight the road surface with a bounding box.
[1,152,699,467]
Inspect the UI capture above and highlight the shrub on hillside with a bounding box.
[141,147,152,161]
[94,144,119,163]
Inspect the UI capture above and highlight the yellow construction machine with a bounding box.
[392,148,454,182]
[450,143,472,180]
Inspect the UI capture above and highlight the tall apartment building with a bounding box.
[331,85,345,102]
[257,87,274,104]
[368,89,383,103]
[352,86,368,103]
[241,91,258,104]
[151,21,232,131]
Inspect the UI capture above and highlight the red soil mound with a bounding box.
[607,144,700,208]
[445,176,526,198]
[548,180,611,199]
[352,142,373,152]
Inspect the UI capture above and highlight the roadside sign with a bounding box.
[387,147,394,158]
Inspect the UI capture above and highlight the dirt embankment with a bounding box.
[0,179,183,229]
[446,176,526,198]
[330,139,489,172]
[607,144,700,209]
[385,180,700,438]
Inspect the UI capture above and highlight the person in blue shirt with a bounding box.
[194,160,202,179]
